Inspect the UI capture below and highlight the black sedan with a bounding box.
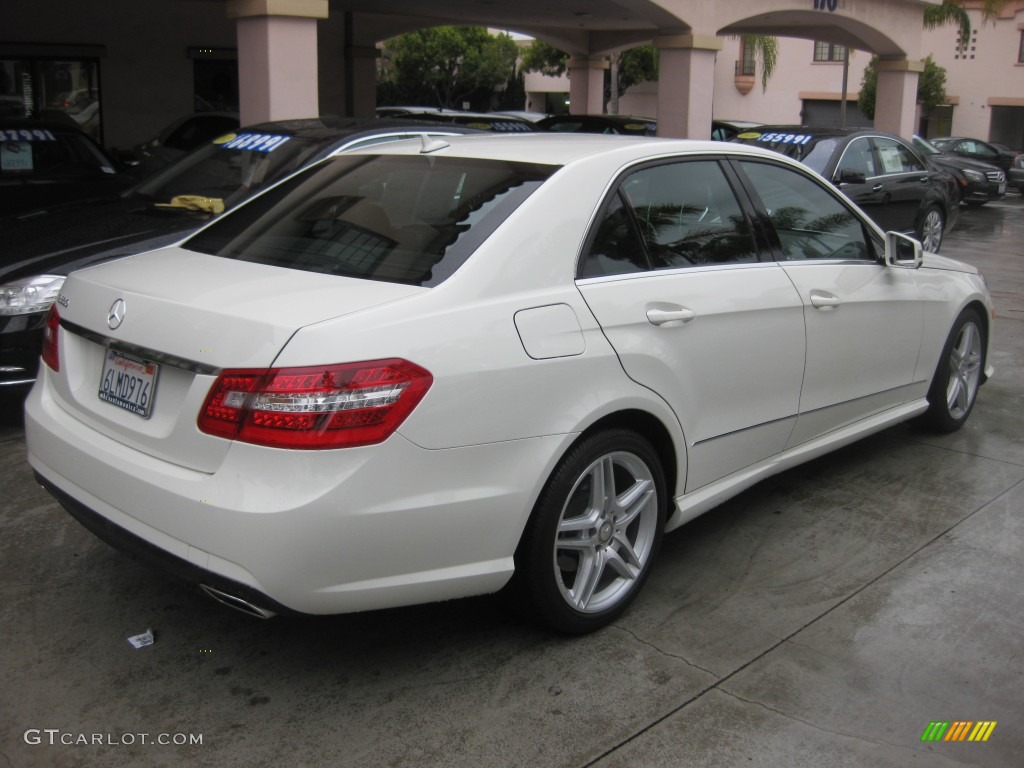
[374,108,536,132]
[1,120,135,217]
[1009,154,1024,193]
[0,117,482,395]
[535,114,657,136]
[913,135,1006,207]
[733,126,959,253]
[931,136,1014,173]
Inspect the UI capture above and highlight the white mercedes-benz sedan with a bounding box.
[25,134,994,634]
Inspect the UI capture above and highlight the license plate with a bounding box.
[998,182,1007,194]
[98,348,159,418]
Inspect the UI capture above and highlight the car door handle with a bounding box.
[646,307,696,325]
[809,290,841,310]
[871,184,884,192]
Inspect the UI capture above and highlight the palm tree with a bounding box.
[742,35,778,92]
[924,0,1011,46]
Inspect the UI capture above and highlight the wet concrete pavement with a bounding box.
[1,195,1022,768]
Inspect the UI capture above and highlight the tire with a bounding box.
[916,205,945,253]
[921,308,985,433]
[514,429,666,634]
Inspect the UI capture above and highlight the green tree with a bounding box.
[521,39,568,77]
[616,45,659,94]
[378,27,519,110]
[924,0,1010,46]
[858,55,947,120]
[742,35,778,93]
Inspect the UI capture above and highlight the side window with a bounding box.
[579,192,649,278]
[836,138,875,178]
[873,137,925,174]
[580,159,759,277]
[739,160,875,262]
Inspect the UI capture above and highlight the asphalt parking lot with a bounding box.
[2,193,1022,768]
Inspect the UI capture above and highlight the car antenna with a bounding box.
[419,135,450,154]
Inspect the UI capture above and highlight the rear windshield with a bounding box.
[133,133,325,210]
[185,153,556,286]
[734,131,841,175]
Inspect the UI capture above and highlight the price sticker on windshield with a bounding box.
[217,133,291,152]
[755,133,813,145]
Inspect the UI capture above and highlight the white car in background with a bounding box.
[25,134,994,634]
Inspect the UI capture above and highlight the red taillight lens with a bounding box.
[198,359,432,449]
[41,306,61,372]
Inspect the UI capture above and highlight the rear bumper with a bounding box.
[26,374,569,615]
[36,472,295,618]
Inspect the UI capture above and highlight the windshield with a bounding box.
[1,126,116,179]
[912,136,940,156]
[131,132,325,210]
[186,153,557,287]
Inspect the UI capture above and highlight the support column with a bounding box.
[654,34,722,140]
[873,58,924,138]
[346,46,380,118]
[227,0,328,125]
[567,57,608,115]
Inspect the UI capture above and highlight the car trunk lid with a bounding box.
[48,247,426,472]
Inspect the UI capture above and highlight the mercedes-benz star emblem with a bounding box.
[107,299,127,330]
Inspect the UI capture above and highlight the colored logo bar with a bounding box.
[921,721,997,742]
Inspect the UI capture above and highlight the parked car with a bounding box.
[1,119,135,217]
[488,110,549,123]
[711,119,763,142]
[732,126,959,252]
[0,117,483,395]
[930,136,1014,174]
[26,134,993,634]
[374,107,536,132]
[132,112,240,176]
[536,114,657,136]
[1009,154,1024,193]
[912,135,1006,207]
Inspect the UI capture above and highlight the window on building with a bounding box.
[737,39,756,76]
[1019,31,1024,64]
[813,41,847,62]
[0,56,102,142]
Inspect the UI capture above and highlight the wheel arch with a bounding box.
[962,298,992,382]
[573,409,681,509]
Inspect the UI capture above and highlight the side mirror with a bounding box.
[884,231,923,268]
[835,168,866,185]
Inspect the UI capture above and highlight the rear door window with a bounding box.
[579,159,759,277]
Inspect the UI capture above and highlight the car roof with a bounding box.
[346,132,799,168]
[220,116,485,142]
[0,118,99,134]
[734,124,906,141]
[541,114,656,122]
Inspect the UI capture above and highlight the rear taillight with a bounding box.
[41,306,61,372]
[198,359,432,449]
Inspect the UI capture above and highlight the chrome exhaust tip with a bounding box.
[200,584,276,619]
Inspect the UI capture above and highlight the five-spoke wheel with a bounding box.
[515,430,665,634]
[923,308,985,432]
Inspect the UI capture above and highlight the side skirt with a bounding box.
[665,399,929,532]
